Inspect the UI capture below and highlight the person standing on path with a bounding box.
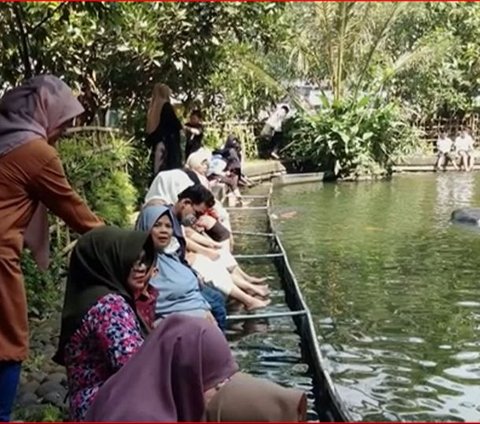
[0,75,103,422]
[145,83,183,177]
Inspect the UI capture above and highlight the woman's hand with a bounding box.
[209,241,222,249]
[205,248,220,261]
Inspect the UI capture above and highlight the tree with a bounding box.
[0,2,285,128]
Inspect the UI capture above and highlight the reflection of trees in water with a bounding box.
[276,177,480,359]
[276,178,480,419]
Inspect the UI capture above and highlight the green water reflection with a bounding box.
[273,172,480,421]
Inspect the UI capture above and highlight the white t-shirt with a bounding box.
[266,106,288,132]
[437,136,453,153]
[454,134,474,152]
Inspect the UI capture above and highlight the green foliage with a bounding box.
[58,133,137,227]
[387,3,480,117]
[284,96,420,178]
[0,3,285,125]
[91,170,137,226]
[22,249,65,319]
[13,404,66,422]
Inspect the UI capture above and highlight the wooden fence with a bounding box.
[414,115,480,152]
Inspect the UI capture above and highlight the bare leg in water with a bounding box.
[230,286,271,311]
[232,265,268,284]
[232,272,270,298]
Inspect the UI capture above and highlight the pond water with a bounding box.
[227,196,319,421]
[273,172,480,421]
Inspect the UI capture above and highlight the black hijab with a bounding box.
[53,226,155,365]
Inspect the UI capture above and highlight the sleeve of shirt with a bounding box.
[30,153,103,234]
[87,294,144,371]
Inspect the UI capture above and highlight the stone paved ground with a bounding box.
[13,313,68,421]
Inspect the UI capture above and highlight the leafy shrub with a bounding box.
[58,133,138,227]
[283,96,420,178]
[13,404,66,422]
[203,121,261,158]
[22,249,65,318]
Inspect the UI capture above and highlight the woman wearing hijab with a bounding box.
[145,83,183,176]
[138,204,268,319]
[85,313,307,422]
[135,204,220,325]
[185,147,212,188]
[53,226,156,421]
[0,75,104,421]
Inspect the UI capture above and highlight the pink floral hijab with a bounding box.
[0,75,85,269]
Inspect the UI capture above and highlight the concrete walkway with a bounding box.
[393,153,480,172]
[243,159,286,181]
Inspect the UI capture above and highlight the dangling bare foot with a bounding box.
[245,297,271,311]
[249,284,270,298]
[246,275,268,284]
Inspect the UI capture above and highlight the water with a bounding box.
[273,172,480,421]
[227,199,319,421]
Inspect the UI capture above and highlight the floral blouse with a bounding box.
[64,293,144,421]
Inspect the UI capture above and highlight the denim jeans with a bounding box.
[201,285,227,332]
[0,361,21,422]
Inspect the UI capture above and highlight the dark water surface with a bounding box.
[273,172,480,421]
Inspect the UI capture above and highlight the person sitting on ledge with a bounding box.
[454,128,475,172]
[435,131,458,171]
[135,203,220,327]
[53,227,156,421]
[85,314,308,422]
[55,228,306,422]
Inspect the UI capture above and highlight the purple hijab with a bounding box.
[85,314,238,422]
[0,74,84,157]
[0,75,85,270]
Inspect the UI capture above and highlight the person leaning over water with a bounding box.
[0,75,104,422]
